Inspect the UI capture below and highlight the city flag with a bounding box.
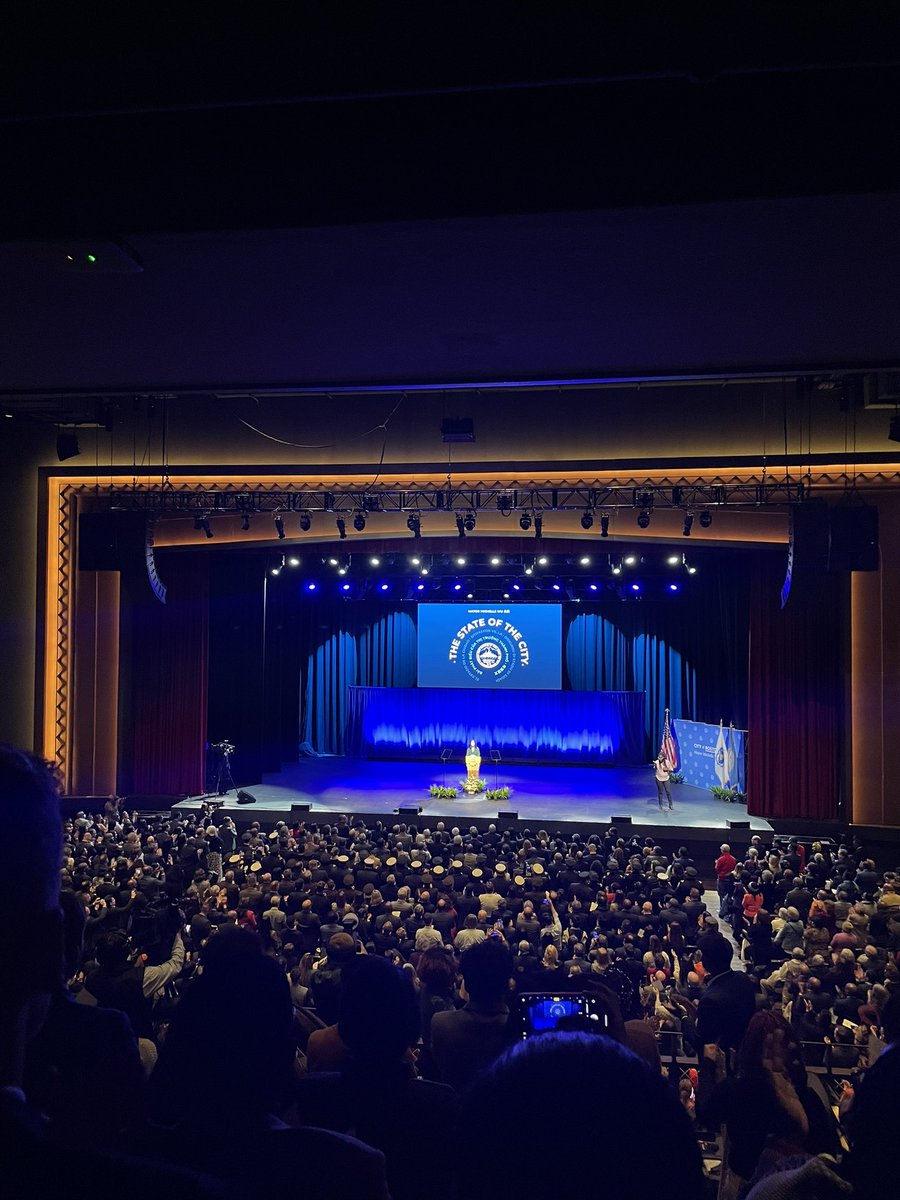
[727,721,737,789]
[714,719,730,787]
[660,708,678,769]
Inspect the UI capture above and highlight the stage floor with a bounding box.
[175,757,773,835]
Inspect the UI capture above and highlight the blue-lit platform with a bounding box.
[174,756,772,837]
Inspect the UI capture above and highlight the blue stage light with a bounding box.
[453,582,462,591]
[380,582,389,591]
[417,583,425,591]
[307,581,317,591]
[669,582,679,592]
[589,583,598,591]
[631,583,641,592]
[552,582,561,591]
[341,583,351,591]
[512,583,521,591]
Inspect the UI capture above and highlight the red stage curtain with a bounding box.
[748,566,841,821]
[129,553,209,796]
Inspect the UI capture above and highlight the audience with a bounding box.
[7,748,900,1197]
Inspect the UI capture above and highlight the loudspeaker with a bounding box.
[236,790,257,805]
[397,806,421,816]
[78,511,167,603]
[829,506,879,572]
[500,811,518,821]
[727,819,751,830]
[290,803,311,815]
[611,816,633,825]
[781,503,830,608]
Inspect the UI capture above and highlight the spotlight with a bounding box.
[466,592,474,600]
[323,492,335,512]
[299,512,312,532]
[637,510,651,529]
[552,582,561,591]
[417,583,425,591]
[524,567,533,576]
[682,512,694,537]
[270,567,280,576]
[342,582,351,592]
[411,556,421,565]
[456,556,467,566]
[669,583,679,592]
[497,494,513,516]
[580,511,594,530]
[631,583,641,592]
[534,514,543,538]
[456,514,466,538]
[589,583,599,591]
[579,556,591,566]
[407,513,421,537]
[519,512,532,531]
[420,567,429,575]
[306,581,317,592]
[463,512,476,532]
[336,518,347,539]
[600,513,610,537]
[512,583,521,591]
[537,556,548,566]
[288,556,300,567]
[240,513,251,532]
[195,516,213,539]
[687,565,697,575]
[623,555,637,565]
[667,555,680,565]
[453,582,462,591]
[380,582,389,591]
[353,512,366,532]
[490,556,501,566]
[370,557,381,567]
[699,510,713,528]
[274,515,285,540]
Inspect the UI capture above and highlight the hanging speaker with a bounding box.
[828,506,879,572]
[781,503,830,608]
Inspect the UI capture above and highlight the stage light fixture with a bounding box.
[417,582,425,591]
[637,509,651,529]
[519,512,532,531]
[537,555,548,566]
[407,513,421,537]
[270,566,280,576]
[420,567,429,575]
[503,592,510,599]
[497,494,513,516]
[512,582,521,590]
[534,514,543,538]
[600,513,610,537]
[306,581,317,591]
[323,492,335,512]
[552,582,561,592]
[580,511,594,530]
[683,512,694,537]
[669,583,679,592]
[274,515,285,540]
[353,512,366,532]
[299,512,312,532]
[524,566,533,576]
[456,514,466,538]
[466,592,474,600]
[336,518,347,539]
[699,509,713,528]
[288,556,300,567]
[490,556,501,566]
[589,583,599,591]
[611,560,622,575]
[342,582,351,591]
[380,582,389,591]
[370,556,381,566]
[631,582,641,592]
[197,516,213,539]
[240,513,251,531]
[687,565,697,575]
[623,555,636,565]
[463,512,476,532]
[456,556,467,566]
[411,556,421,565]
[667,555,680,565]
[453,582,462,591]
[338,567,347,576]
[579,555,591,566]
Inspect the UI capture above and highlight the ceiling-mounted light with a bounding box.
[637,510,651,529]
[463,512,476,532]
[682,512,694,537]
[600,513,610,538]
[299,512,312,532]
[456,514,466,538]
[240,513,251,531]
[194,516,213,539]
[580,511,594,530]
[699,510,713,528]
[519,512,532,531]
[534,514,543,538]
[353,511,366,532]
[336,517,347,540]
[407,513,421,537]
[497,494,513,516]
[274,515,285,540]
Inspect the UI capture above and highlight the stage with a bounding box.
[174,757,773,839]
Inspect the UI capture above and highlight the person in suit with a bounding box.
[696,931,758,1057]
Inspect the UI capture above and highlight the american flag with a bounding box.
[660,708,677,769]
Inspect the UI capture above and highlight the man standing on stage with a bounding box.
[654,753,674,811]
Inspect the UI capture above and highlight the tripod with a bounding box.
[211,741,236,796]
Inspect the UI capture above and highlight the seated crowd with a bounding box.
[4,744,900,1199]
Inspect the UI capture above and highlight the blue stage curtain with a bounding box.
[565,610,698,746]
[301,606,416,753]
[347,686,646,764]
